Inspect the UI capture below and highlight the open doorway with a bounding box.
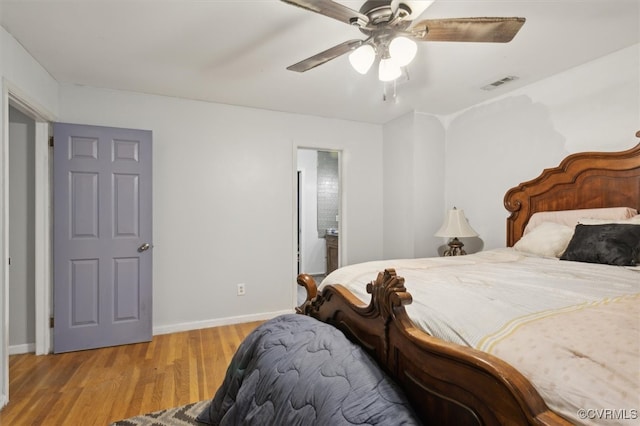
[296,148,341,305]
[1,88,54,409]
[8,106,36,355]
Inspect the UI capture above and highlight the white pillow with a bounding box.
[523,207,638,235]
[578,215,640,225]
[514,221,575,258]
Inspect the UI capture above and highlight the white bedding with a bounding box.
[320,248,640,425]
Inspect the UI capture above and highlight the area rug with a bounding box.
[110,400,209,425]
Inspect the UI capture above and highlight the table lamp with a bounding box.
[434,207,479,256]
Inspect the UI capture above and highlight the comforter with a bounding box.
[197,314,420,426]
[320,248,640,425]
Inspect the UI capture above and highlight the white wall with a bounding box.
[413,113,449,257]
[444,44,640,250]
[382,112,446,259]
[380,44,639,257]
[57,84,383,332]
[0,27,59,114]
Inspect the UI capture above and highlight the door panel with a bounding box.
[53,123,152,353]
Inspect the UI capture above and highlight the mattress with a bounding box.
[320,248,640,425]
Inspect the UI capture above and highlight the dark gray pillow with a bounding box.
[560,224,640,266]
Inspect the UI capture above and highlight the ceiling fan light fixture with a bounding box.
[378,57,401,82]
[348,44,376,74]
[389,36,417,67]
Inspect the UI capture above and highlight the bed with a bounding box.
[198,138,639,425]
[294,137,640,425]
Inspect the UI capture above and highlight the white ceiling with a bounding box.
[1,0,638,124]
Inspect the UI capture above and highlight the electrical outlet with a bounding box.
[237,283,246,296]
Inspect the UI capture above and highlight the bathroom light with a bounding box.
[378,56,401,82]
[389,36,417,67]
[348,44,376,74]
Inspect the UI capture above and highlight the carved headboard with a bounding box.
[504,135,640,247]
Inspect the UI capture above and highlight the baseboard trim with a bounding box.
[152,309,294,336]
[8,343,36,355]
[9,312,295,353]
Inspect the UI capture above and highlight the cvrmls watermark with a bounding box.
[577,408,638,421]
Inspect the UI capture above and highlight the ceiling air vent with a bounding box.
[481,76,519,91]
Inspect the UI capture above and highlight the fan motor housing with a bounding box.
[359,1,411,26]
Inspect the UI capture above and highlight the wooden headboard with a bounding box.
[504,136,640,246]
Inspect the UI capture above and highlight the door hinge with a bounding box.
[7,257,10,265]
[49,317,54,328]
[49,136,54,147]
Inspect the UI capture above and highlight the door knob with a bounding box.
[138,243,151,252]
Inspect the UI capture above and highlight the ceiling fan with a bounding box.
[281,0,525,81]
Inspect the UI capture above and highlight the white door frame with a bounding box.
[1,79,54,408]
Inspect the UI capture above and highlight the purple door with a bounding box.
[53,123,152,353]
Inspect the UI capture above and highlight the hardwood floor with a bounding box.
[0,321,263,425]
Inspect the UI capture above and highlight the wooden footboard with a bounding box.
[297,270,571,426]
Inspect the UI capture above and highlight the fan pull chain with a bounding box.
[382,79,398,102]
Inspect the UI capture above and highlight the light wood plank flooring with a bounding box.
[0,321,263,426]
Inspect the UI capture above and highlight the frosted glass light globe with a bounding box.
[389,36,417,67]
[378,57,401,82]
[348,44,375,74]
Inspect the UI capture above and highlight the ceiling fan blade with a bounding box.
[281,0,369,27]
[411,17,525,43]
[390,0,400,16]
[287,39,363,72]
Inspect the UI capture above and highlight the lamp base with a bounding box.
[443,237,467,256]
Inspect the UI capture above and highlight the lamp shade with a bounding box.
[434,207,479,238]
[349,44,375,74]
[389,36,417,67]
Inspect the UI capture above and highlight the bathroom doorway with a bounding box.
[296,148,341,289]
[8,105,37,355]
